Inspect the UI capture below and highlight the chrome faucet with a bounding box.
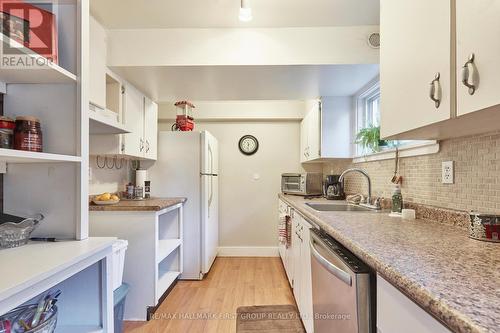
[339,168,381,210]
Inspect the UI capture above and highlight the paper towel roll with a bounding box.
[135,169,148,188]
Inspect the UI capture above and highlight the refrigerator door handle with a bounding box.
[208,176,213,218]
[208,144,213,174]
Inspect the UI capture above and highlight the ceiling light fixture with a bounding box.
[239,0,252,22]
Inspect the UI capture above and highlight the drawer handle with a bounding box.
[461,53,477,95]
[429,72,441,108]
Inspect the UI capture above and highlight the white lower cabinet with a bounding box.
[296,216,314,333]
[377,275,452,333]
[280,202,453,333]
[278,200,314,333]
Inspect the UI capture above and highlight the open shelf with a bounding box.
[157,270,180,298]
[0,34,77,84]
[0,148,81,164]
[89,110,131,134]
[157,239,182,264]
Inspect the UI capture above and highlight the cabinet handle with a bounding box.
[461,53,477,95]
[146,140,150,153]
[429,72,441,108]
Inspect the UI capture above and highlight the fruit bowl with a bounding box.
[92,193,120,205]
[92,199,120,205]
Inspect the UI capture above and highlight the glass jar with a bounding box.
[14,116,43,152]
[0,116,15,149]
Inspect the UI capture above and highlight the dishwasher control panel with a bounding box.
[312,228,371,274]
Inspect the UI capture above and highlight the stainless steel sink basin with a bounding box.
[306,203,373,212]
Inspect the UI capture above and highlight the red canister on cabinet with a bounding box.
[0,116,15,149]
[14,116,43,152]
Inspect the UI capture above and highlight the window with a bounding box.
[358,86,380,130]
[355,80,435,157]
[355,81,384,155]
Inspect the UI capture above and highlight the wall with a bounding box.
[107,26,379,67]
[323,131,500,214]
[89,156,132,195]
[158,100,309,255]
[158,120,304,252]
[159,100,306,121]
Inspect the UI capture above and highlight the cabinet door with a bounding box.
[300,117,308,163]
[299,220,314,333]
[144,97,158,160]
[380,0,452,138]
[89,16,106,109]
[123,83,144,157]
[307,101,321,160]
[291,214,302,296]
[377,275,451,333]
[456,1,500,116]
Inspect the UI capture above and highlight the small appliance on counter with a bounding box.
[281,173,323,197]
[324,175,345,200]
[469,212,500,242]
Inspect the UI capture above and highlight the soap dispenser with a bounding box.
[391,184,403,214]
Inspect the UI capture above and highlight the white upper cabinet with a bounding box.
[307,102,321,161]
[144,97,158,160]
[123,83,145,157]
[456,1,500,116]
[381,0,500,140]
[89,16,107,109]
[301,98,353,162]
[380,0,452,139]
[301,101,321,162]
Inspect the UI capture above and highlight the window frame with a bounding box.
[353,77,439,162]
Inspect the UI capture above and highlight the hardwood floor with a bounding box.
[123,257,295,333]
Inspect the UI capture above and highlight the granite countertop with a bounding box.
[279,194,500,333]
[89,197,187,212]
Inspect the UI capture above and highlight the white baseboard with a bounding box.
[217,246,279,257]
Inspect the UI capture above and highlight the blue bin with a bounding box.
[114,283,130,333]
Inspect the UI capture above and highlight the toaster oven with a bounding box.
[281,173,323,196]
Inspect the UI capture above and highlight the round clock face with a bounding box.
[239,135,259,155]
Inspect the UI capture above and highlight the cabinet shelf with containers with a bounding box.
[0,1,115,332]
[0,0,88,241]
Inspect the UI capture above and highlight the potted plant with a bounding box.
[355,125,389,153]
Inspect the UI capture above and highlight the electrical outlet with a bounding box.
[442,161,454,184]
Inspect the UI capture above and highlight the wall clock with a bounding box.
[238,135,259,155]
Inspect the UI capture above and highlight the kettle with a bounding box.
[324,175,345,200]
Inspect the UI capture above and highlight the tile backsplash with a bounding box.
[323,131,500,214]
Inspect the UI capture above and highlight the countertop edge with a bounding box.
[88,198,187,212]
[278,193,483,333]
[0,237,116,309]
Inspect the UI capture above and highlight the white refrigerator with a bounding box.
[149,131,219,280]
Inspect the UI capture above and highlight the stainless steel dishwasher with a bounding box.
[310,228,375,333]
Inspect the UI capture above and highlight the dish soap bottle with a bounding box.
[392,184,403,214]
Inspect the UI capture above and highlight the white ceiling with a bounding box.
[111,64,379,102]
[91,0,380,29]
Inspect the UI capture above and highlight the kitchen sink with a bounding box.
[306,203,374,212]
